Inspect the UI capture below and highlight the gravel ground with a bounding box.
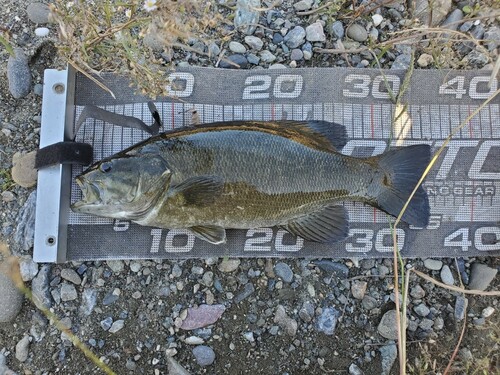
[0,0,499,374]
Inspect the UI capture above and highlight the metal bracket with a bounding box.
[33,68,75,263]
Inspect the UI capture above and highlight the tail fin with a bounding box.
[373,145,430,227]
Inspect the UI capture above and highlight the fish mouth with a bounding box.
[71,176,102,212]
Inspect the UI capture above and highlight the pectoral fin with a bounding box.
[282,205,349,243]
[190,225,227,244]
[173,176,224,206]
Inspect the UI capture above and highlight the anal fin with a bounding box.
[282,205,349,243]
[190,225,227,244]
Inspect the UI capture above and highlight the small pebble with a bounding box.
[459,347,473,362]
[107,260,124,273]
[19,256,38,281]
[34,27,49,37]
[290,48,303,61]
[346,24,368,42]
[454,296,468,321]
[293,0,313,11]
[391,54,411,70]
[180,304,226,330]
[413,303,430,317]
[379,344,397,375]
[218,259,240,272]
[482,307,495,318]
[101,317,113,331]
[244,36,263,50]
[351,280,367,299]
[243,332,255,342]
[31,265,52,310]
[185,336,204,345]
[349,363,364,375]
[316,307,340,335]
[274,305,298,336]
[312,260,349,278]
[329,21,344,39]
[80,288,97,316]
[440,265,455,285]
[372,14,383,27]
[60,268,82,285]
[284,26,306,48]
[132,291,142,299]
[60,283,78,301]
[33,83,43,96]
[417,53,433,67]
[14,191,37,251]
[378,310,399,340]
[15,335,30,362]
[423,258,443,270]
[410,284,426,299]
[192,345,215,366]
[109,319,125,333]
[229,41,247,54]
[129,262,141,273]
[274,262,293,283]
[259,50,276,63]
[441,9,463,31]
[273,33,284,44]
[305,22,326,42]
[362,295,378,310]
[299,300,315,322]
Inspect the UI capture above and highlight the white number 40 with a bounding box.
[439,76,497,99]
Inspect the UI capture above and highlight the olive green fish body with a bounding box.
[72,121,430,244]
[137,129,374,229]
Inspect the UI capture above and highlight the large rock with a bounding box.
[27,2,53,23]
[14,191,37,251]
[234,0,261,35]
[468,263,497,291]
[414,0,452,26]
[11,151,37,188]
[7,48,32,99]
[0,254,24,323]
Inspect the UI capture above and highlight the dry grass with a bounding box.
[50,0,224,98]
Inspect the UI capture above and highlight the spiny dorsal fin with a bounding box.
[173,175,224,206]
[282,205,349,243]
[121,120,348,155]
[274,121,347,151]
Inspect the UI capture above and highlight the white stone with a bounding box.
[184,336,204,345]
[19,256,39,281]
[109,319,125,333]
[372,14,384,27]
[482,307,495,318]
[35,27,50,37]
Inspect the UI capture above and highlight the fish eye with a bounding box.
[100,162,112,173]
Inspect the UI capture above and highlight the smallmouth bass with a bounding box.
[72,121,430,244]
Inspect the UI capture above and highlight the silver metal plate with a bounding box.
[34,67,500,261]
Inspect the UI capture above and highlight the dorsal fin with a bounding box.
[116,120,348,156]
[274,121,347,151]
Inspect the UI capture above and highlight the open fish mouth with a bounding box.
[71,176,102,211]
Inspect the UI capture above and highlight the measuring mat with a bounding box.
[33,67,500,262]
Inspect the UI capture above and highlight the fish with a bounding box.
[71,120,430,245]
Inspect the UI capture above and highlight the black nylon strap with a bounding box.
[35,142,93,169]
